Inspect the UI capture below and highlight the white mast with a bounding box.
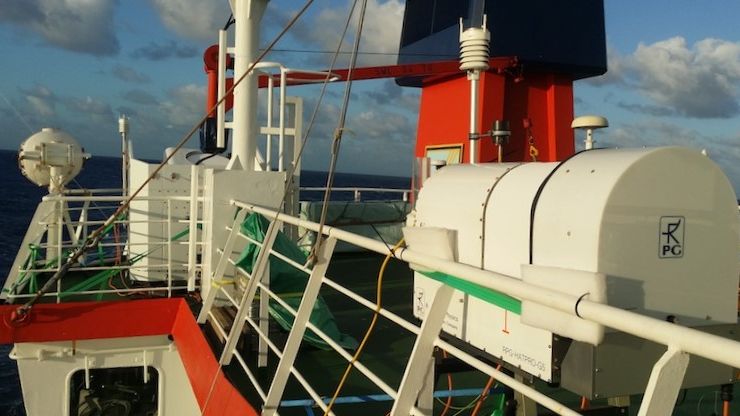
[228,0,268,171]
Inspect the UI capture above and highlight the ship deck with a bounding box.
[202,252,738,416]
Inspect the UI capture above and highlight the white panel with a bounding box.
[415,164,512,267]
[467,301,554,381]
[128,159,192,281]
[15,336,200,416]
[200,169,286,303]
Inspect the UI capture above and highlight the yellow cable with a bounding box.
[323,238,405,415]
[210,278,235,289]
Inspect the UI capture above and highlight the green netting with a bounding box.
[236,213,358,351]
[3,215,198,301]
[58,224,191,298]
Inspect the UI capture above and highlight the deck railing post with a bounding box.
[258,261,270,368]
[219,219,282,365]
[166,200,172,298]
[56,199,63,303]
[262,236,337,416]
[391,284,455,416]
[187,165,199,292]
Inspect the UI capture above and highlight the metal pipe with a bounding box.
[242,313,337,416]
[217,30,227,150]
[187,165,198,291]
[469,75,479,164]
[585,129,594,150]
[118,115,129,196]
[228,0,267,171]
[266,75,274,170]
[279,68,287,172]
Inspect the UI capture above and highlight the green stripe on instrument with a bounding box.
[420,271,522,315]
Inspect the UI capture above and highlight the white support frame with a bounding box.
[187,165,199,291]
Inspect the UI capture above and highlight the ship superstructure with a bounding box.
[1,1,739,416]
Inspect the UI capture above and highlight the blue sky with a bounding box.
[0,0,738,194]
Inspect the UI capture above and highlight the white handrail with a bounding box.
[232,199,740,369]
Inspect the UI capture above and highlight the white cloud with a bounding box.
[292,0,404,66]
[599,120,740,194]
[24,85,56,117]
[589,37,740,119]
[64,96,113,117]
[158,84,206,128]
[0,0,118,56]
[112,64,151,83]
[150,0,230,43]
[130,40,198,61]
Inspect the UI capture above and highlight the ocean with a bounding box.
[0,148,410,415]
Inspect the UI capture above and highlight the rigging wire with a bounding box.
[310,0,368,265]
[271,0,363,218]
[0,91,34,134]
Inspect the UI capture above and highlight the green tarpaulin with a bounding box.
[235,213,357,351]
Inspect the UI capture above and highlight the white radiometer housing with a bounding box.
[18,128,90,193]
[410,147,739,386]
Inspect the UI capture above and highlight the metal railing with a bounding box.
[300,186,410,202]
[195,198,740,416]
[3,192,204,303]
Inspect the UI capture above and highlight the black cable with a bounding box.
[370,223,397,258]
[194,153,219,165]
[223,13,235,31]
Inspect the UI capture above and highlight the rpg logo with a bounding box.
[659,216,685,258]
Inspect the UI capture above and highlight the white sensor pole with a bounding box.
[459,15,490,165]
